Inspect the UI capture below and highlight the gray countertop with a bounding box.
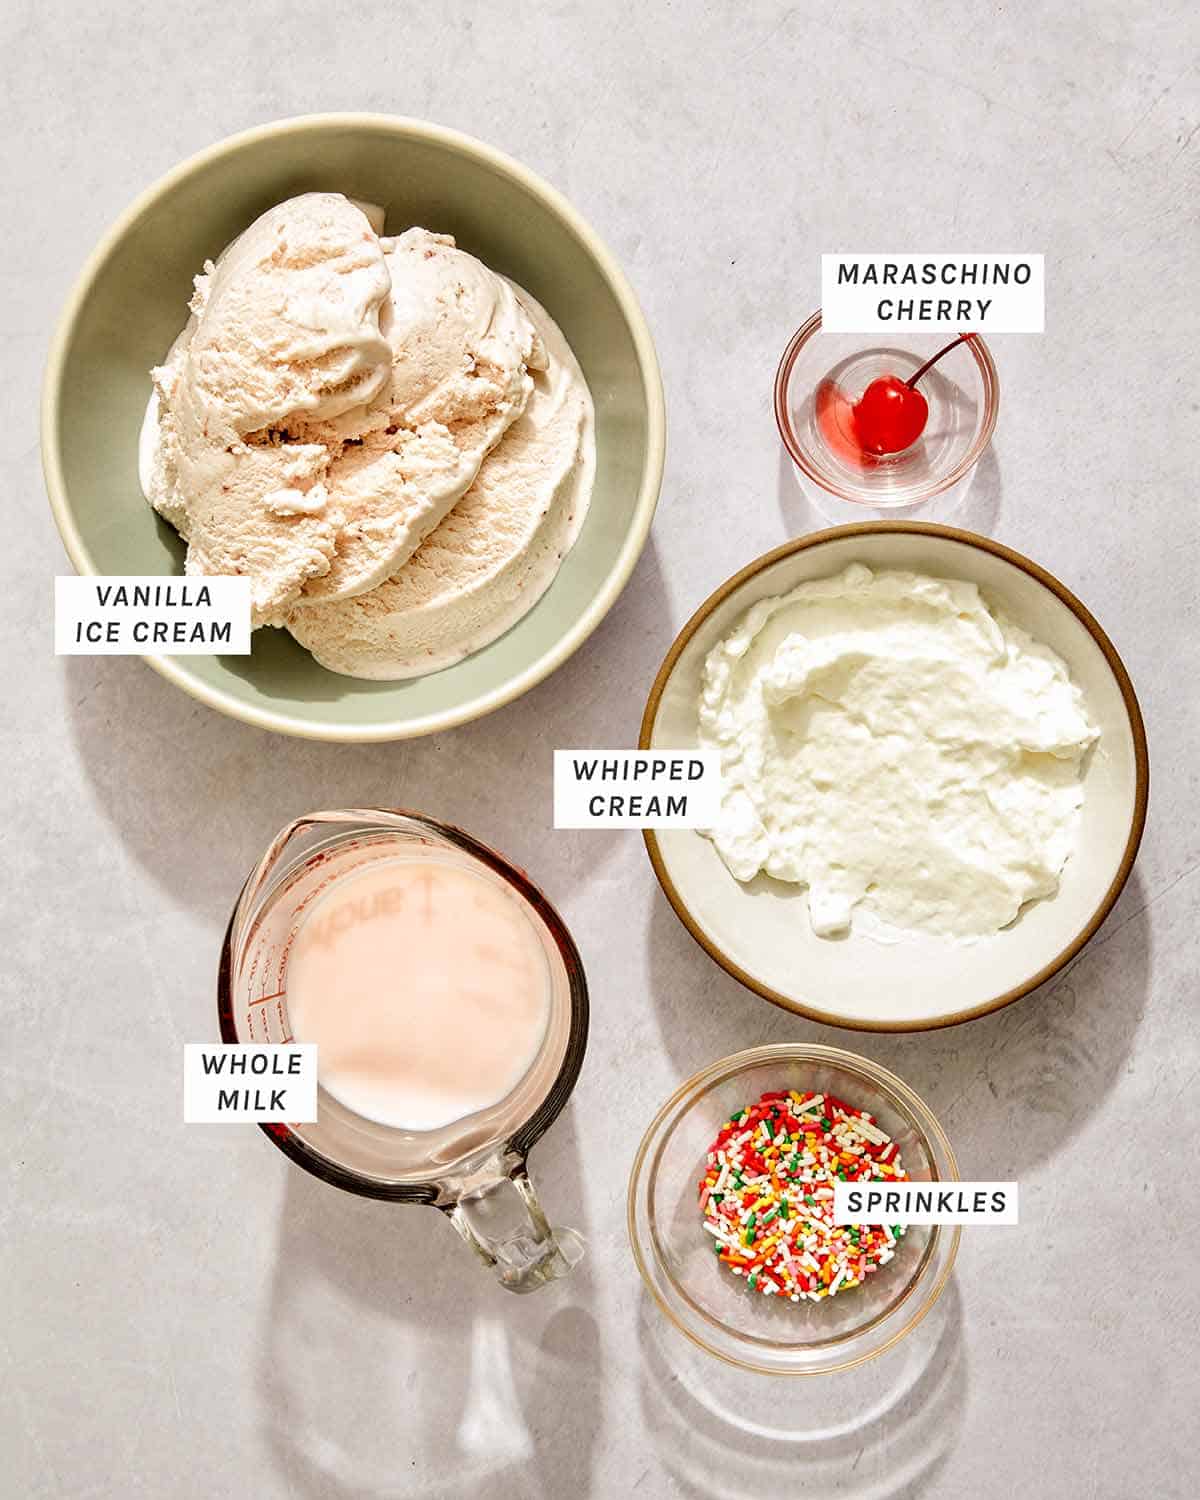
[6,3,1199,1496]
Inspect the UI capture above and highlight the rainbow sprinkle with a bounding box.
[699,1088,908,1302]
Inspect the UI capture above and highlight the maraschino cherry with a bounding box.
[850,333,974,456]
[852,375,927,455]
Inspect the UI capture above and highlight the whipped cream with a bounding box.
[698,564,1099,940]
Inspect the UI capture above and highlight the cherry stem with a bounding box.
[905,332,975,390]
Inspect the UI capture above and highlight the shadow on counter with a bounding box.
[259,1102,599,1500]
[638,1277,966,1499]
[60,534,670,925]
[643,865,1150,1178]
[777,441,1003,538]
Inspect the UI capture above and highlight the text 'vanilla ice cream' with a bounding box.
[698,564,1099,940]
[140,194,595,671]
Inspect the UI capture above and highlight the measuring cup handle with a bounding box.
[444,1152,584,1294]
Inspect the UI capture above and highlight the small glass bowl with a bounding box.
[775,312,999,508]
[628,1045,959,1375]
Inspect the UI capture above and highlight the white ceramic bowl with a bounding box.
[640,523,1148,1031]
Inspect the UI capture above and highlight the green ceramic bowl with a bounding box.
[42,114,665,740]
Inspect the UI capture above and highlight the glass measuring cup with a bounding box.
[218,809,588,1293]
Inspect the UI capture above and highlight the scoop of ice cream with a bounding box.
[287,285,595,679]
[143,193,392,623]
[293,229,540,606]
[139,202,576,643]
[379,228,541,436]
[183,193,392,431]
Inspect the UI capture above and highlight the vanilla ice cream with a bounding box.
[699,565,1099,940]
[142,194,392,623]
[295,229,541,604]
[287,286,594,679]
[141,195,594,666]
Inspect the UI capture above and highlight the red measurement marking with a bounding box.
[249,990,286,1006]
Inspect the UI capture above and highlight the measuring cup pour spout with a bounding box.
[442,1149,585,1294]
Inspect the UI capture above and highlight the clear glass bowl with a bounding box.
[775,312,999,507]
[628,1045,959,1374]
